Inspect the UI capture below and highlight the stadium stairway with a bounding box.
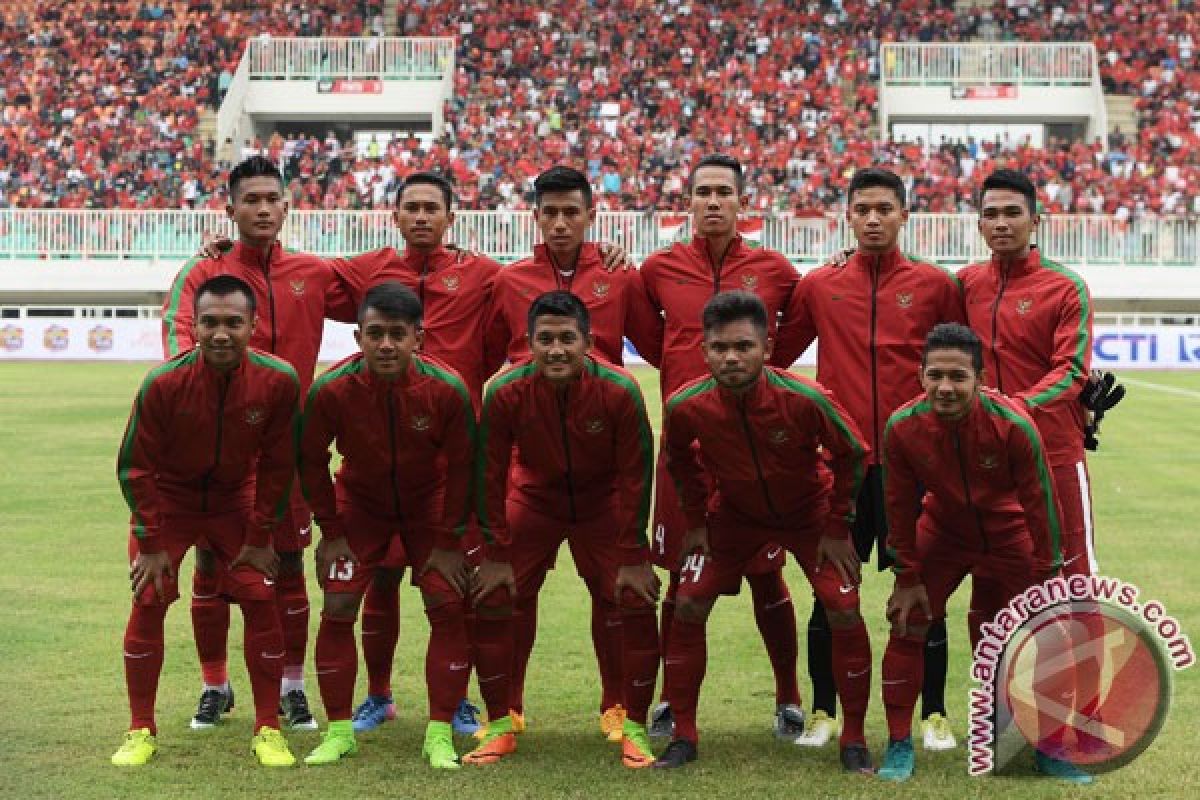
[1105,94,1138,139]
[197,109,218,157]
[384,0,401,34]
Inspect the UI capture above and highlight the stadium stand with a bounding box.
[0,1,1196,216]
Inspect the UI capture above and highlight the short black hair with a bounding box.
[359,281,423,326]
[396,171,455,210]
[228,155,284,199]
[702,290,768,337]
[534,166,592,209]
[848,167,906,207]
[526,290,591,336]
[922,322,984,373]
[689,153,745,194]
[979,168,1038,215]
[194,274,256,315]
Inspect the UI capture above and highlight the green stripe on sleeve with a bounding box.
[591,361,655,546]
[880,400,931,573]
[1028,258,1091,408]
[665,376,717,413]
[163,256,203,357]
[417,357,478,533]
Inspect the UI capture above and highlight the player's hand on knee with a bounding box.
[598,240,636,272]
[615,561,661,606]
[885,583,931,638]
[471,558,516,604]
[232,544,279,581]
[315,536,357,588]
[131,551,173,603]
[817,535,861,586]
[197,230,234,259]
[421,547,469,597]
[678,526,710,571]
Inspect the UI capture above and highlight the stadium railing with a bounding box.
[1,210,1196,268]
[881,42,1095,86]
[245,36,455,80]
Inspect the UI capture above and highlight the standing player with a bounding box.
[469,291,661,768]
[112,276,300,767]
[482,166,663,739]
[774,168,966,750]
[162,156,353,731]
[654,291,874,772]
[639,155,803,740]
[875,323,1087,784]
[297,283,508,768]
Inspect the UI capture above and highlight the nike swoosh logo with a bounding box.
[766,547,783,560]
[124,651,153,659]
[263,578,275,586]
[882,678,907,685]
[449,662,470,671]
[606,619,623,627]
[479,673,506,683]
[466,546,482,557]
[300,526,313,537]
[1063,555,1082,566]
[847,668,870,679]
[285,605,309,615]
[633,679,655,687]
[316,668,339,675]
[262,651,285,659]
[926,639,947,647]
[838,585,856,594]
[763,598,791,610]
[192,593,220,600]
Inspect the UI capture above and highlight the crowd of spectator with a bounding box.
[1,0,1197,218]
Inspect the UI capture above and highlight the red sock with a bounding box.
[658,574,679,703]
[747,570,801,707]
[510,594,538,714]
[620,607,660,725]
[361,579,400,697]
[830,619,872,746]
[882,632,924,742]
[124,603,167,734]
[315,613,357,721]
[240,597,285,731]
[274,571,309,685]
[593,597,623,712]
[191,568,229,684]
[1035,619,1077,753]
[664,617,707,743]
[425,599,471,723]
[472,609,513,721]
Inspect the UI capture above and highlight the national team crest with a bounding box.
[740,274,758,290]
[592,280,610,298]
[289,279,306,296]
[896,292,914,309]
[585,418,606,434]
[442,274,461,291]
[244,407,265,426]
[978,453,999,469]
[1016,298,1034,315]
[412,414,432,432]
[768,428,789,444]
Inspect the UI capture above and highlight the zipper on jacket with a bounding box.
[952,428,989,553]
[738,395,780,518]
[261,249,278,354]
[989,268,1008,393]
[418,251,430,307]
[704,240,727,296]
[386,393,403,517]
[869,254,881,452]
[557,385,577,523]
[200,375,231,512]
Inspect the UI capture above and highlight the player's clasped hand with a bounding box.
[232,543,279,580]
[421,547,470,597]
[130,551,173,602]
[471,558,516,603]
[615,562,661,605]
[677,526,710,570]
[886,584,932,638]
[197,230,234,260]
[816,535,861,587]
[314,536,356,587]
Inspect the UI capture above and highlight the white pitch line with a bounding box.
[1122,377,1200,400]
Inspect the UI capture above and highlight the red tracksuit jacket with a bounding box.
[640,234,799,397]
[117,348,301,553]
[663,367,869,538]
[331,245,503,404]
[883,388,1064,587]
[476,356,655,566]
[483,243,663,370]
[162,240,355,392]
[958,247,1093,467]
[774,247,966,463]
[298,353,475,550]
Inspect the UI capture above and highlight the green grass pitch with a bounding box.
[1,363,1197,799]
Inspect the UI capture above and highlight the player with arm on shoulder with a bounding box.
[773,167,966,751]
[653,291,873,773]
[112,276,301,768]
[876,322,1088,784]
[467,291,660,768]
[638,154,803,741]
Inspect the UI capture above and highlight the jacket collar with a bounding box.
[988,245,1041,281]
[231,239,281,269]
[399,244,454,272]
[689,232,748,265]
[849,246,903,274]
[532,241,603,275]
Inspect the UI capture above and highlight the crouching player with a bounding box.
[877,323,1088,783]
[113,275,301,767]
[470,290,661,768]
[296,282,506,769]
[655,291,874,772]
